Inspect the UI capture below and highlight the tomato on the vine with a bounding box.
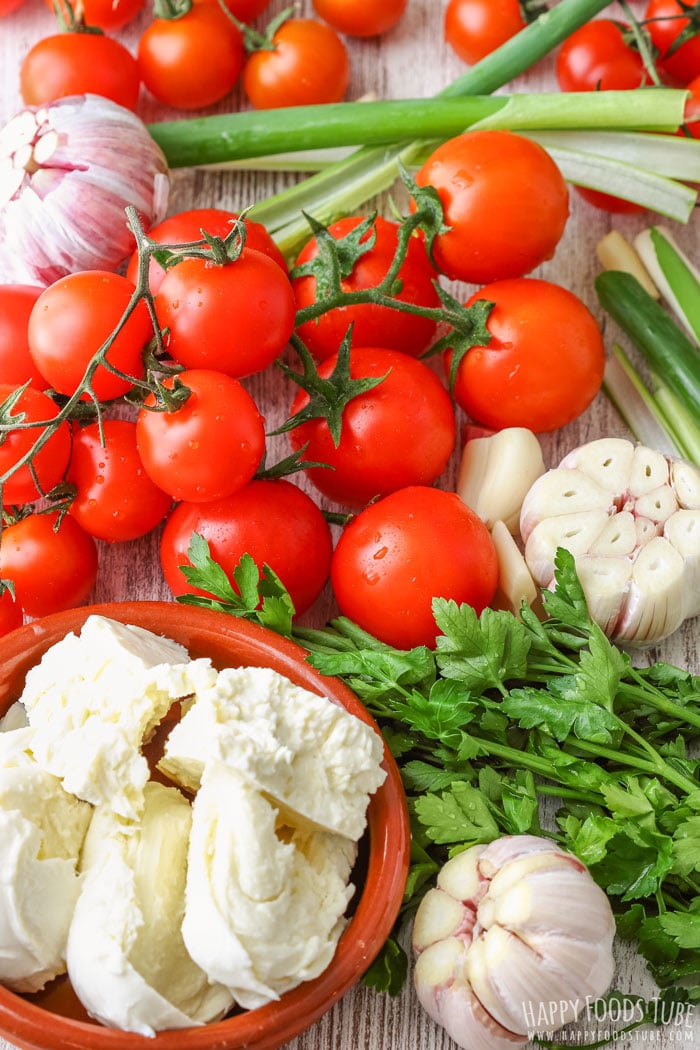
[44,0,144,30]
[125,208,287,293]
[0,384,71,506]
[243,18,350,109]
[288,347,456,508]
[160,479,333,616]
[0,512,98,617]
[0,286,47,388]
[555,19,653,91]
[137,3,245,110]
[20,32,140,110]
[66,420,172,543]
[331,486,499,650]
[212,0,271,20]
[292,215,441,361]
[28,271,152,400]
[155,249,295,379]
[447,277,606,433]
[574,186,646,215]
[444,0,527,64]
[136,369,266,503]
[682,72,700,135]
[414,130,570,285]
[311,0,406,37]
[645,0,700,83]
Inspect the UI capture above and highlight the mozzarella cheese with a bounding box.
[159,664,386,840]
[0,731,91,992]
[67,781,232,1037]
[182,761,357,1009]
[20,615,215,819]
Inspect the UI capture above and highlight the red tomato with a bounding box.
[444,0,527,64]
[0,385,71,506]
[0,589,23,636]
[155,249,295,379]
[27,271,152,401]
[574,186,646,214]
[1,0,28,15]
[311,0,406,37]
[414,131,570,285]
[0,285,47,388]
[136,369,265,503]
[160,479,333,616]
[209,0,270,19]
[645,0,700,83]
[0,512,98,617]
[682,73,700,135]
[556,19,652,91]
[243,18,350,109]
[293,216,441,361]
[447,278,606,432]
[288,347,456,508]
[137,3,245,110]
[125,208,287,293]
[20,33,140,110]
[66,420,172,543]
[331,486,498,650]
[44,0,144,30]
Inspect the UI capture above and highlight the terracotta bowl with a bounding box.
[0,602,410,1050]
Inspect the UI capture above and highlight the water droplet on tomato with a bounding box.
[373,546,388,560]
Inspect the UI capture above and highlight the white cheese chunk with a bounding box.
[20,615,215,819]
[67,781,232,1037]
[159,664,386,840]
[0,737,91,992]
[182,762,356,1009]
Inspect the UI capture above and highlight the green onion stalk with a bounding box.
[148,0,700,258]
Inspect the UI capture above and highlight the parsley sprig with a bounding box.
[177,537,700,1011]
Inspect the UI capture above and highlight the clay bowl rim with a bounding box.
[0,601,410,1050]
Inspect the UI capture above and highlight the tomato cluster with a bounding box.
[11,0,408,114]
[0,115,610,650]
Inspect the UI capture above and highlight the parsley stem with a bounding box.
[620,680,700,731]
[570,739,698,795]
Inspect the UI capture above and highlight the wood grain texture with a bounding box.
[0,1,698,1047]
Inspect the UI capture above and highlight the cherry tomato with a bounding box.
[682,73,700,135]
[136,369,265,503]
[20,32,140,110]
[66,420,172,543]
[574,186,646,214]
[28,271,152,401]
[444,0,527,64]
[556,19,652,91]
[0,286,48,388]
[0,385,71,506]
[1,0,28,15]
[414,131,570,285]
[293,216,441,361]
[243,18,350,109]
[311,0,406,37]
[288,347,456,509]
[0,589,23,636]
[0,512,98,617]
[137,3,245,110]
[447,278,606,432]
[155,249,295,379]
[645,0,700,83]
[44,0,144,30]
[331,486,498,650]
[211,0,271,19]
[125,208,287,293]
[160,479,333,616]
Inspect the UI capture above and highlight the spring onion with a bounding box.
[634,226,700,344]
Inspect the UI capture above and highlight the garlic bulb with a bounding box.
[519,437,700,645]
[0,95,170,286]
[412,835,615,1050]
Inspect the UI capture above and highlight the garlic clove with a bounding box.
[519,470,615,543]
[559,437,634,497]
[477,834,566,876]
[524,510,610,586]
[412,888,471,952]
[436,843,485,901]
[633,484,679,526]
[615,537,686,644]
[575,556,632,636]
[664,510,700,617]
[490,521,538,617]
[588,510,637,557]
[457,428,546,534]
[671,458,700,508]
[629,445,670,496]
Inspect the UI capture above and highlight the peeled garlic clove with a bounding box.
[524,510,609,586]
[519,469,615,543]
[0,96,170,286]
[490,521,538,616]
[457,428,546,533]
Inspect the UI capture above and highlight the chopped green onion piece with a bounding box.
[603,346,691,460]
[635,226,700,345]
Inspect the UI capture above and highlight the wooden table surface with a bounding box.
[1,0,699,1047]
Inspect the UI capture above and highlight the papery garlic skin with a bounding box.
[0,95,170,286]
[519,438,700,645]
[412,835,615,1050]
